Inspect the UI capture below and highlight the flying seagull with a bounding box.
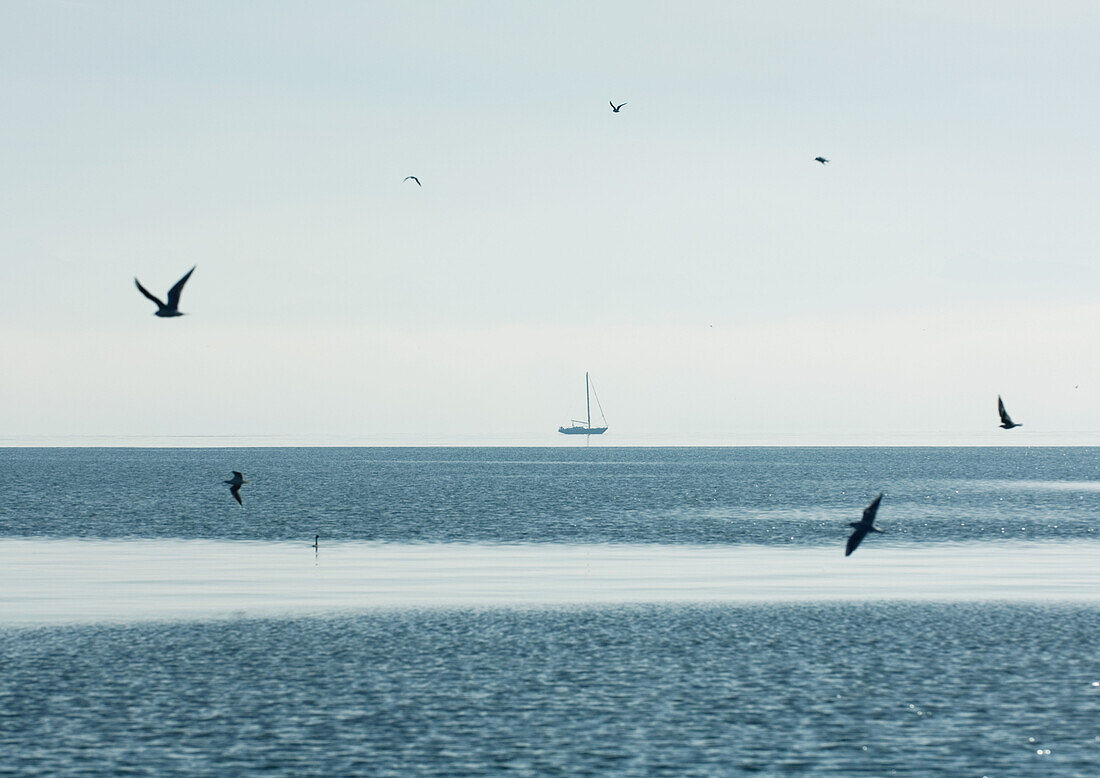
[845,493,884,556]
[224,471,249,506]
[998,395,1022,429]
[610,101,627,113]
[814,156,829,164]
[134,266,195,318]
[404,176,421,186]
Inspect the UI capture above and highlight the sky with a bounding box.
[1,1,1099,444]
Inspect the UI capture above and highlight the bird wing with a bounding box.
[230,483,243,505]
[134,278,165,309]
[232,471,243,479]
[862,493,883,523]
[165,267,195,310]
[845,525,868,556]
[609,101,615,109]
[998,396,1013,426]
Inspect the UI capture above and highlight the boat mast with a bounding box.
[586,372,591,429]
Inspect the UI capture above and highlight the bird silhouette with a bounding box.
[998,396,1022,429]
[134,266,195,317]
[224,471,249,506]
[845,493,884,556]
[814,156,829,164]
[610,101,627,112]
[404,176,421,186]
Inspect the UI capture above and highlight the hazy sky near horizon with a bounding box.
[2,1,1099,443]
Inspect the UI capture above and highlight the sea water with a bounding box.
[1,447,1098,775]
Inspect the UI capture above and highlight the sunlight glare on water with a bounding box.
[1,538,1098,625]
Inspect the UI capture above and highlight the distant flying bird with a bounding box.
[814,156,829,164]
[845,493,884,556]
[134,266,195,317]
[404,176,421,186]
[610,101,627,112]
[998,396,1022,429]
[224,471,249,506]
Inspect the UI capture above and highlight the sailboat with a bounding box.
[559,372,608,435]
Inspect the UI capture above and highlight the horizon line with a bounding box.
[3,434,1100,449]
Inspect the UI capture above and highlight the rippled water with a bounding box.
[3,448,1099,775]
[4,604,1100,776]
[1,447,1098,543]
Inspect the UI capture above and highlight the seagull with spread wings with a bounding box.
[404,176,421,186]
[134,266,195,318]
[224,471,249,506]
[845,493,884,556]
[998,396,1022,429]
[610,101,627,112]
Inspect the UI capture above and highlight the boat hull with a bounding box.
[558,426,608,435]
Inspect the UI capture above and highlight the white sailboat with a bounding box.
[559,372,608,435]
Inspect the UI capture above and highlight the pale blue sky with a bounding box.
[2,1,1098,443]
